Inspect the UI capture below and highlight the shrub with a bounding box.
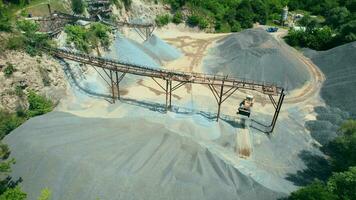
[6,36,25,50]
[0,110,25,139]
[27,91,53,117]
[172,11,183,24]
[3,63,15,78]
[187,15,208,29]
[89,23,111,48]
[0,4,11,32]
[231,22,242,32]
[288,181,337,200]
[15,85,24,97]
[65,23,112,52]
[71,0,85,14]
[121,0,132,9]
[215,22,231,33]
[0,186,27,200]
[155,14,171,27]
[65,25,90,52]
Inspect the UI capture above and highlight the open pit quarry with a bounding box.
[3,20,356,200]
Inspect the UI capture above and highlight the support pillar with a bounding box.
[269,89,285,133]
[169,80,172,109]
[109,70,115,103]
[216,81,224,121]
[115,71,120,100]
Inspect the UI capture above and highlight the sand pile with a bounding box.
[203,29,311,90]
[304,42,356,117]
[5,112,286,200]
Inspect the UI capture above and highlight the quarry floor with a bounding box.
[6,25,328,200]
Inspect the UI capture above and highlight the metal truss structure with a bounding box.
[49,47,286,133]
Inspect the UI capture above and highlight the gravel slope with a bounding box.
[203,29,311,90]
[5,112,286,200]
[304,42,356,116]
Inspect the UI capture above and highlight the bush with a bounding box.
[0,186,27,200]
[121,0,132,9]
[65,23,111,52]
[3,63,15,78]
[327,167,356,200]
[6,36,25,50]
[231,22,242,32]
[14,20,50,56]
[288,181,337,200]
[0,4,11,32]
[27,91,53,117]
[71,0,85,14]
[65,25,90,52]
[172,11,183,24]
[0,110,25,139]
[155,14,171,27]
[89,23,111,48]
[187,15,208,29]
[285,27,334,50]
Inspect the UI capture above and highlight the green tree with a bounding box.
[288,181,337,200]
[71,0,85,14]
[27,91,53,117]
[155,14,171,27]
[326,7,350,29]
[0,1,11,32]
[323,120,356,172]
[327,167,356,200]
[235,0,254,28]
[172,11,183,24]
[251,0,268,25]
[0,186,26,200]
[339,19,356,42]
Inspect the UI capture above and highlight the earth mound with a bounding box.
[304,42,356,116]
[203,29,311,90]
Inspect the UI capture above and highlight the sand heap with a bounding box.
[203,29,311,90]
[304,42,356,117]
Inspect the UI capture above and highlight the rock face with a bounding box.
[304,42,356,117]
[5,112,286,200]
[203,29,311,90]
[0,51,67,112]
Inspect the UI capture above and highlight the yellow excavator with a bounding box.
[238,95,254,118]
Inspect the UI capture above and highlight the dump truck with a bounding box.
[238,95,254,117]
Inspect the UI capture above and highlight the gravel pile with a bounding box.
[203,29,311,90]
[144,34,182,61]
[304,42,356,117]
[5,112,287,200]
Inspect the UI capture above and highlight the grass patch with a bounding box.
[3,63,15,78]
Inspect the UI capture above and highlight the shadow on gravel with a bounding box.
[286,106,350,186]
[286,150,331,186]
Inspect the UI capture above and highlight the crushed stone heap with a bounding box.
[203,29,311,90]
[5,112,286,200]
[304,42,356,117]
